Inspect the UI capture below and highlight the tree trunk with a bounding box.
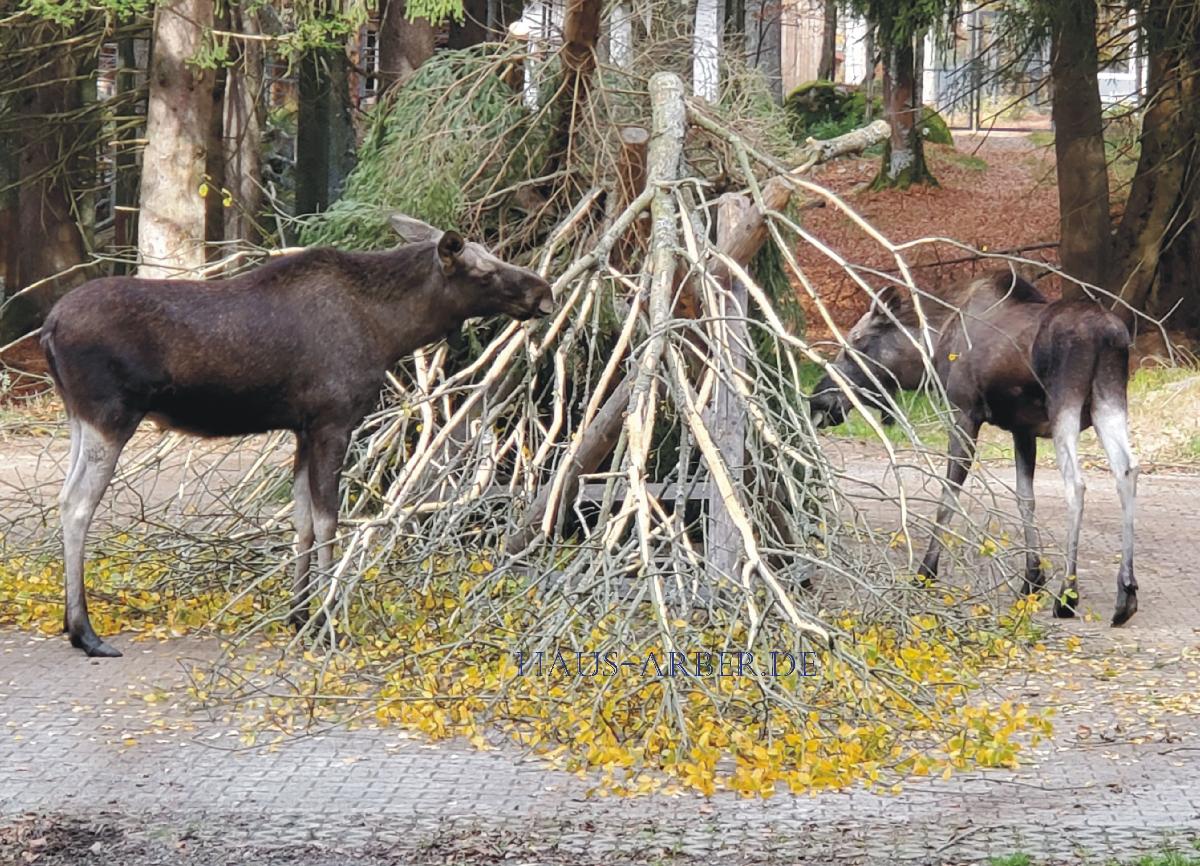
[1111,0,1200,330]
[745,0,782,102]
[543,0,602,178]
[692,0,722,100]
[378,0,436,91]
[0,31,91,344]
[0,130,18,298]
[223,7,265,245]
[205,10,230,256]
[295,42,357,215]
[112,37,143,272]
[448,0,489,48]
[1050,0,1111,297]
[562,0,603,96]
[139,0,216,277]
[818,0,837,81]
[873,33,934,189]
[608,3,634,67]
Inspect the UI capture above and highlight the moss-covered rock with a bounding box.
[918,106,954,145]
[784,80,851,126]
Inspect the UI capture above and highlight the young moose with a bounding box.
[809,271,1139,626]
[41,216,553,657]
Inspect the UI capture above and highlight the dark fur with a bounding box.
[810,271,1139,626]
[42,230,553,657]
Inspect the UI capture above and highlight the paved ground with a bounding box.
[2,451,1200,864]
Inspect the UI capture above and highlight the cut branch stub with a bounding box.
[613,126,650,271]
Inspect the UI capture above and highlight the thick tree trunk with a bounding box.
[0,34,90,343]
[295,43,357,215]
[817,0,837,81]
[745,0,783,101]
[448,0,489,48]
[1050,0,1111,297]
[205,11,230,256]
[543,0,602,178]
[139,0,216,277]
[223,7,265,245]
[1111,0,1200,330]
[562,0,603,96]
[0,131,18,297]
[378,0,436,91]
[873,34,934,189]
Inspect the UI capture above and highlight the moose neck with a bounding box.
[353,244,470,366]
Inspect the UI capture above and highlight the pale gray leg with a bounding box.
[60,420,128,657]
[1092,397,1139,625]
[1051,404,1085,618]
[305,426,351,640]
[1013,430,1043,593]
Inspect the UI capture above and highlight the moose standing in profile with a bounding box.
[41,216,554,657]
[809,270,1139,626]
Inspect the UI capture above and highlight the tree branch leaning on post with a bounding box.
[506,116,891,554]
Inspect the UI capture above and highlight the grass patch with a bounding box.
[989,855,1031,866]
[942,150,989,172]
[990,847,1200,866]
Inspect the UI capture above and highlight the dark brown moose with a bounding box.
[809,271,1139,626]
[41,216,553,657]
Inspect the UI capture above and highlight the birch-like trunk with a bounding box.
[692,0,722,100]
[139,0,215,277]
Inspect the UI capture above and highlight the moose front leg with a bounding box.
[918,412,980,583]
[305,425,352,641]
[1013,430,1044,594]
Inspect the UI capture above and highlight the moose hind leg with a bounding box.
[1013,430,1044,594]
[60,420,129,657]
[1092,394,1139,626]
[290,434,315,631]
[1051,404,1085,618]
[61,417,84,635]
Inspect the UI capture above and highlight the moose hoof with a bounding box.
[69,631,122,658]
[87,641,123,658]
[1052,597,1077,619]
[1111,588,1138,627]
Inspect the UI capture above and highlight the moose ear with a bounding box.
[389,213,444,244]
[437,230,466,273]
[874,285,904,315]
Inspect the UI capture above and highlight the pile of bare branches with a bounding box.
[0,46,1052,737]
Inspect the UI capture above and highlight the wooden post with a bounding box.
[705,193,753,582]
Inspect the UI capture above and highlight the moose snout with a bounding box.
[808,382,848,428]
[524,273,555,318]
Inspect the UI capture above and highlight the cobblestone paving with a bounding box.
[3,463,1200,864]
